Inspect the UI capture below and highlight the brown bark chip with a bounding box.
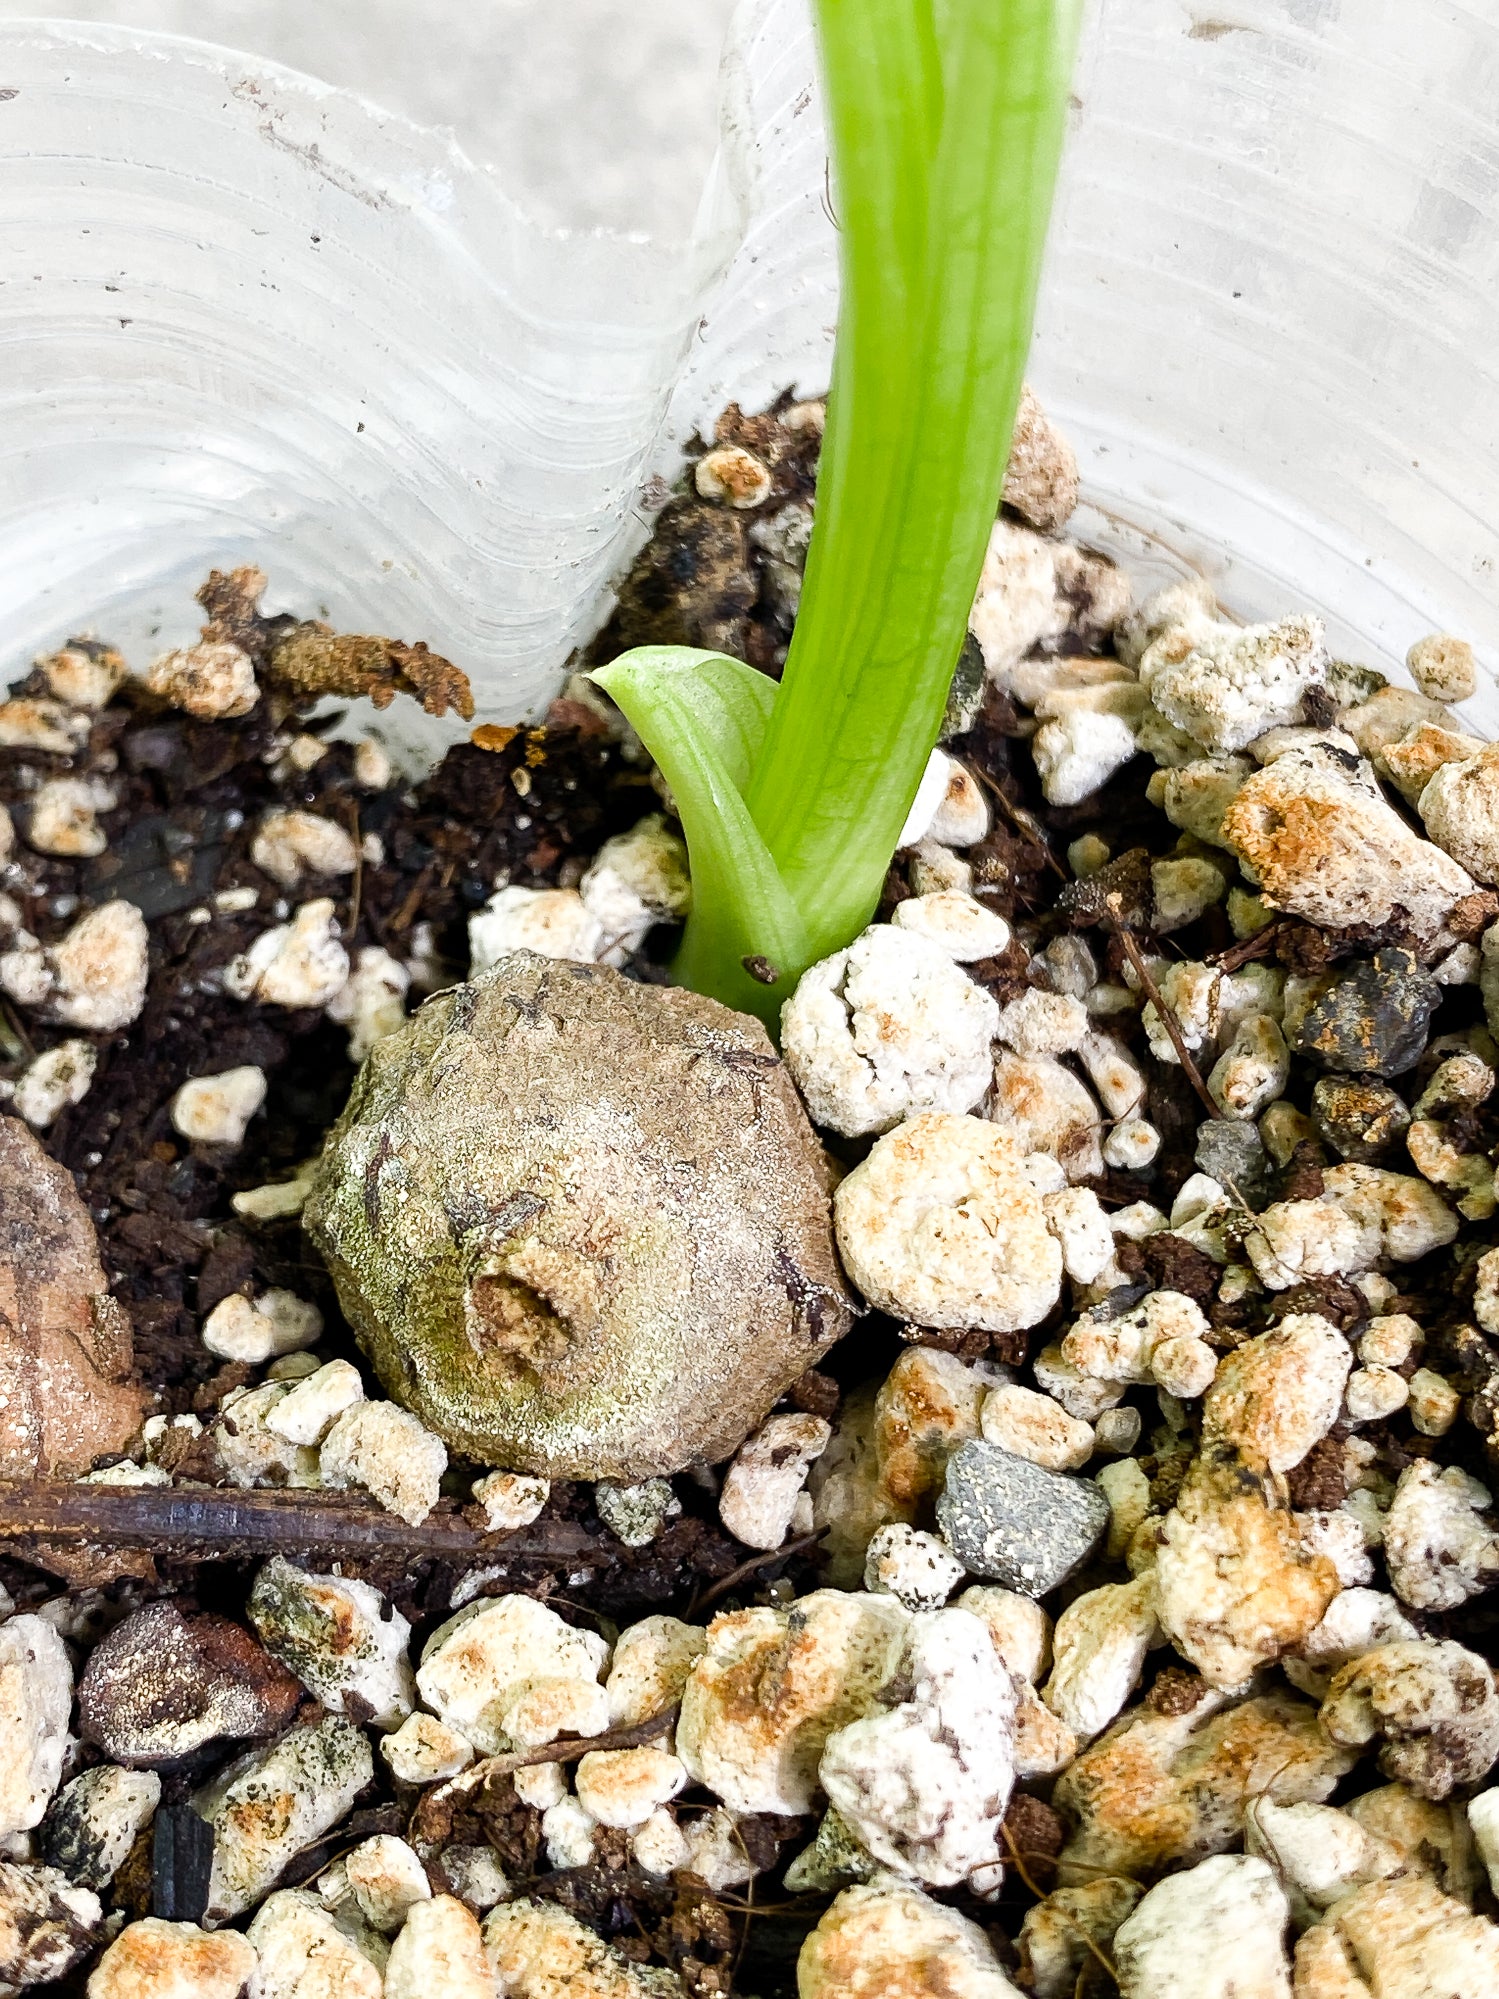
[0,1115,146,1477]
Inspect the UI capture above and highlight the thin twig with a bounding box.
[342,801,363,942]
[1109,921,1222,1121]
[1210,920,1284,974]
[0,1481,613,1566]
[688,1530,825,1618]
[1001,1820,1118,1987]
[443,1706,679,1801]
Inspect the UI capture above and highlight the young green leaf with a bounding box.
[591,648,808,1019]
[595,0,1081,1020]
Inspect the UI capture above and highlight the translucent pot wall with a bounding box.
[0,0,1495,760]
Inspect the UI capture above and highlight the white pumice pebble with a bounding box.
[956,1585,1052,1688]
[1032,1344,1127,1422]
[907,838,974,895]
[817,1607,1017,1887]
[436,1845,510,1915]
[246,1889,382,1999]
[1150,855,1228,931]
[863,1524,967,1611]
[541,1795,598,1869]
[605,1615,706,1730]
[88,1918,257,1999]
[1041,1186,1115,1283]
[988,1051,1105,1180]
[170,1065,267,1148]
[38,642,125,709]
[25,777,115,859]
[897,751,956,848]
[1111,1199,1167,1231]
[344,1834,432,1931]
[0,697,91,752]
[1159,755,1253,848]
[1419,740,1499,883]
[1243,1796,1405,1919]
[223,898,349,1009]
[1222,737,1476,948]
[42,1764,160,1893]
[0,1619,72,1839]
[1344,1364,1410,1424]
[630,1806,691,1877]
[201,1288,322,1363]
[718,1412,830,1551]
[1,899,150,1033]
[468,885,604,972]
[1381,1461,1499,1611]
[380,1711,474,1785]
[1201,1312,1352,1471]
[1061,1290,1210,1387]
[1104,1119,1162,1171]
[1408,631,1477,702]
[1077,1030,1146,1116]
[484,1897,686,1995]
[1320,1638,1499,1800]
[1112,1853,1293,1999]
[385,1894,495,1999]
[995,988,1088,1056]
[1043,1575,1161,1742]
[194,1715,374,1923]
[144,639,258,718]
[471,1471,551,1532]
[676,1590,909,1816]
[1150,1334,1219,1400]
[512,1762,567,1812]
[1141,612,1327,754]
[1208,1013,1290,1121]
[1032,706,1140,806]
[1095,1458,1152,1564]
[891,889,1010,961]
[579,812,690,960]
[574,1746,687,1829]
[798,1874,1020,1999]
[1244,1197,1367,1290]
[325,945,410,1061]
[1358,1312,1422,1369]
[694,442,772,507]
[262,1358,364,1446]
[250,808,359,888]
[213,1382,322,1489]
[1140,959,1221,1064]
[981,1383,1094,1471]
[352,737,392,789]
[1471,1791,1499,1898]
[320,1401,447,1527]
[781,923,999,1137]
[12,1039,96,1129]
[927,760,990,846]
[834,1113,1063,1332]
[1408,1368,1461,1436]
[247,1557,414,1730]
[416,1595,609,1755]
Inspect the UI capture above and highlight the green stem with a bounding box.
[744,0,1082,963]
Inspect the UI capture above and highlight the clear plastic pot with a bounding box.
[0,0,1494,757]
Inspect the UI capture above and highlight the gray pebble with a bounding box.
[936,1440,1109,1597]
[1194,1120,1272,1209]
